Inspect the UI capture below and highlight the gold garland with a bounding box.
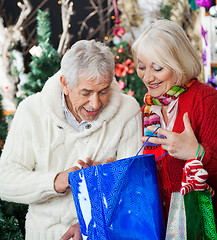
[117,0,144,32]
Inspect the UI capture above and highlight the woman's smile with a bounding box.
[136,54,176,97]
[147,81,163,89]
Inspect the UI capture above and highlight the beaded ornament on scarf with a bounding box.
[143,79,196,149]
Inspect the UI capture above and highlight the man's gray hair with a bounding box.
[60,39,115,89]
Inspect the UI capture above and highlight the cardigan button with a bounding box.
[85,124,92,129]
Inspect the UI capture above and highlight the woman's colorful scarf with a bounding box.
[142,79,195,213]
[143,79,195,149]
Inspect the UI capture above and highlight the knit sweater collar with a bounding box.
[41,70,122,135]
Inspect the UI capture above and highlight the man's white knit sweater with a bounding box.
[0,71,142,239]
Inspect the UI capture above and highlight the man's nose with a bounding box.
[89,94,101,109]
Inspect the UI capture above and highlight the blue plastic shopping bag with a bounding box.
[69,154,165,240]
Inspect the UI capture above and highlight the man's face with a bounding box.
[61,75,111,123]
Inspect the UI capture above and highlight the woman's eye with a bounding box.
[138,64,145,70]
[153,64,163,72]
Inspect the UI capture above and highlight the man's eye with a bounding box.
[81,92,90,96]
[100,89,109,95]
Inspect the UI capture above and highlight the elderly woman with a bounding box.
[132,19,217,221]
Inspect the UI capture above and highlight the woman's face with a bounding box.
[136,53,176,98]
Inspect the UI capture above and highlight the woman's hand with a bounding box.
[141,113,199,160]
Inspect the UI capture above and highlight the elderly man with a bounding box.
[0,40,142,239]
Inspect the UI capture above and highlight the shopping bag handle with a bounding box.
[136,127,168,160]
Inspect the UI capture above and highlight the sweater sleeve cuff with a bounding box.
[32,172,67,204]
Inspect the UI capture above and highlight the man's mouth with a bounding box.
[83,107,100,115]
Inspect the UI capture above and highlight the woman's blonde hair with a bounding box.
[132,19,201,85]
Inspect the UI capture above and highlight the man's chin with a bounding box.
[83,115,99,122]
[80,113,99,122]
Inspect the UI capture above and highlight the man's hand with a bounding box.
[77,158,100,168]
[55,157,116,193]
[78,157,115,168]
[104,157,115,163]
[54,166,80,193]
[60,222,82,240]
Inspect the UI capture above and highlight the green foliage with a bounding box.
[0,95,8,156]
[18,10,60,102]
[37,9,51,44]
[0,200,27,240]
[111,41,147,106]
[3,9,60,238]
[160,4,173,20]
[0,95,27,239]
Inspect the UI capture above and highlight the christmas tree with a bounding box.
[0,94,26,239]
[0,200,26,240]
[18,10,61,101]
[0,95,8,156]
[111,40,147,106]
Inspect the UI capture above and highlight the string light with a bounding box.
[116,56,120,60]
[58,0,61,4]
[68,24,71,28]
[17,2,22,7]
[104,36,108,41]
[111,16,115,20]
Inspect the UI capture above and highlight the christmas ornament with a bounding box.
[112,0,125,37]
[201,25,207,46]
[180,159,215,197]
[117,80,125,90]
[196,0,213,8]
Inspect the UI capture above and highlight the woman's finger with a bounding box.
[147,126,170,138]
[147,136,167,145]
[141,136,148,142]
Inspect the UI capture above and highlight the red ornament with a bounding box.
[115,59,135,78]
[125,59,135,74]
[4,86,9,92]
[117,47,124,54]
[112,0,125,38]
[118,80,126,90]
[127,91,134,96]
[113,27,125,38]
[115,63,126,78]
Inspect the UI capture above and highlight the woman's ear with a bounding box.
[60,75,69,95]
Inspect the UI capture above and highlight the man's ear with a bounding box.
[60,75,69,95]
